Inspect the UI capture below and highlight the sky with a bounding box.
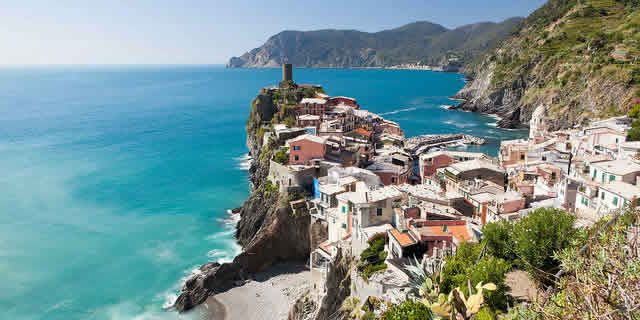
[0,0,547,65]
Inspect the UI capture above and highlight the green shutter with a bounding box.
[613,197,618,206]
[609,175,615,182]
[342,206,346,213]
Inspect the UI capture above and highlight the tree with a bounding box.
[382,300,433,320]
[511,208,576,283]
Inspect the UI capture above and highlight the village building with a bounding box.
[297,97,328,116]
[588,159,640,185]
[499,139,529,167]
[336,184,403,255]
[388,219,475,260]
[297,114,321,129]
[377,119,404,137]
[440,159,506,194]
[419,150,488,181]
[367,160,411,186]
[597,181,640,213]
[327,96,360,109]
[288,134,328,165]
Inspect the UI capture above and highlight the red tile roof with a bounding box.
[352,127,372,137]
[389,229,417,247]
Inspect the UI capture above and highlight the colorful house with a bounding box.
[287,134,327,165]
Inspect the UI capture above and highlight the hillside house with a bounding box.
[288,134,327,165]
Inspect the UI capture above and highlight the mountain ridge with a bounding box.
[227,18,524,71]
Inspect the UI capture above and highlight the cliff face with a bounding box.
[455,0,640,129]
[288,248,353,320]
[227,19,524,71]
[174,87,312,312]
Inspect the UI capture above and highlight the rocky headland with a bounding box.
[174,83,317,313]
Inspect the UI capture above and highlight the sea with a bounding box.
[0,66,527,320]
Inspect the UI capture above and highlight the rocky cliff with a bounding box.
[228,19,524,71]
[288,248,353,320]
[454,0,640,129]
[174,86,314,312]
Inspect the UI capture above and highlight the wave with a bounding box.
[443,120,477,129]
[379,107,417,116]
[439,105,453,110]
[235,153,252,171]
[161,264,203,311]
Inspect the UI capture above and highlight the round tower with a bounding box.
[282,63,293,82]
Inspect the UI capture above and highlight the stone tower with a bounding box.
[282,63,293,82]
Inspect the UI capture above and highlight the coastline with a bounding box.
[225,65,459,73]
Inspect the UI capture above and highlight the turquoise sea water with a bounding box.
[0,66,526,320]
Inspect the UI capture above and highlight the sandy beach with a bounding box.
[201,263,310,320]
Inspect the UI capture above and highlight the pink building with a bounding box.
[287,134,327,165]
[422,153,455,177]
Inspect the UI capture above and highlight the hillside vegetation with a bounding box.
[227,19,523,71]
[456,0,640,129]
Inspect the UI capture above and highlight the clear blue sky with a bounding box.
[0,0,546,65]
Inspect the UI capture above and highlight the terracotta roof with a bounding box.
[419,222,472,242]
[389,229,417,247]
[352,127,372,137]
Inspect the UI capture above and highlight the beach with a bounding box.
[202,264,310,320]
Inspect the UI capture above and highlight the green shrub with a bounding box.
[483,220,517,261]
[475,306,496,320]
[273,147,289,165]
[359,236,388,279]
[511,208,576,282]
[440,243,511,311]
[382,300,433,320]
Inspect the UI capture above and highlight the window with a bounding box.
[609,175,616,182]
[601,192,605,200]
[520,154,525,160]
[391,177,397,184]
[293,145,300,151]
[342,206,346,213]
[593,169,597,180]
[341,223,347,229]
[376,208,383,216]
[294,155,299,161]
[602,172,606,183]
[613,197,619,206]
[542,156,547,161]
